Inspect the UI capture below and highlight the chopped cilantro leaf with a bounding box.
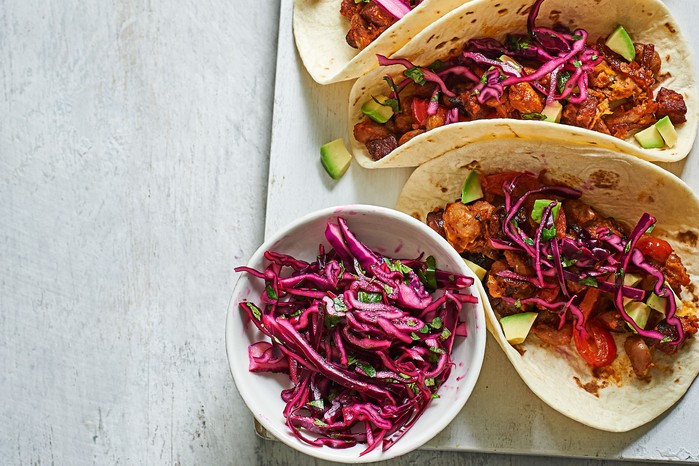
[579,276,598,287]
[265,285,278,300]
[358,291,382,303]
[440,327,452,341]
[356,362,377,378]
[522,112,546,120]
[307,399,324,410]
[244,302,262,321]
[404,67,426,85]
[429,317,443,329]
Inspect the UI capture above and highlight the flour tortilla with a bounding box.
[395,138,699,432]
[349,0,698,168]
[293,0,471,84]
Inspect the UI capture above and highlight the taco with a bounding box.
[348,0,697,168]
[395,138,699,432]
[293,0,471,84]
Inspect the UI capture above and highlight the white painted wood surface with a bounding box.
[0,1,695,466]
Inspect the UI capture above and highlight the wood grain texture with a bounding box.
[0,0,696,465]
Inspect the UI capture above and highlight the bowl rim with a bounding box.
[225,204,487,463]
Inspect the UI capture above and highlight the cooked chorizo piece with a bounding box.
[655,87,687,124]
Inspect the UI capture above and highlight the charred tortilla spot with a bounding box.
[435,41,447,50]
[637,192,655,204]
[426,34,436,44]
[588,170,620,189]
[440,187,448,193]
[549,10,561,22]
[573,376,603,397]
[471,18,477,24]
[459,160,481,171]
[464,11,474,16]
[665,22,677,34]
[676,231,698,247]
[498,8,508,15]
[410,212,420,220]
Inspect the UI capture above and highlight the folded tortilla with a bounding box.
[395,137,699,432]
[293,0,471,84]
[348,0,697,168]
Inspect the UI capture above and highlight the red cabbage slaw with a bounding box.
[375,0,602,117]
[494,174,684,346]
[235,217,478,455]
[374,0,412,20]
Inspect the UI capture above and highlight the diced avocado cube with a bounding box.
[646,289,682,315]
[531,199,560,223]
[461,171,483,204]
[361,95,394,124]
[623,273,642,287]
[499,55,523,72]
[500,312,538,345]
[655,116,678,148]
[541,101,563,123]
[320,139,353,180]
[606,25,635,62]
[634,124,665,149]
[622,273,643,306]
[463,258,487,281]
[624,301,650,330]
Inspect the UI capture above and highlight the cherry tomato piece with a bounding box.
[573,321,617,368]
[636,236,673,263]
[411,98,429,126]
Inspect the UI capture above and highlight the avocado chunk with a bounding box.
[541,101,563,123]
[500,312,538,345]
[461,171,484,204]
[622,273,643,305]
[655,116,678,148]
[624,301,650,331]
[634,124,665,149]
[499,54,523,73]
[606,25,635,62]
[463,258,487,281]
[646,289,682,315]
[361,95,394,124]
[531,199,560,222]
[320,139,353,180]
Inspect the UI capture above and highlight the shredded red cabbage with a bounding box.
[235,218,478,455]
[496,175,685,346]
[374,0,604,119]
[373,0,412,20]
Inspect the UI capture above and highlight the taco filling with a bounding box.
[426,171,698,378]
[354,0,688,161]
[341,0,421,50]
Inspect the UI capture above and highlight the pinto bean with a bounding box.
[624,335,653,378]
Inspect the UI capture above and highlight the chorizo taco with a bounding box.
[349,0,697,167]
[293,0,471,84]
[395,138,699,431]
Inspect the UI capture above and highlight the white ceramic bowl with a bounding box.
[225,205,486,463]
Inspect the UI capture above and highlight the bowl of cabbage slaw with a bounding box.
[226,204,486,462]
